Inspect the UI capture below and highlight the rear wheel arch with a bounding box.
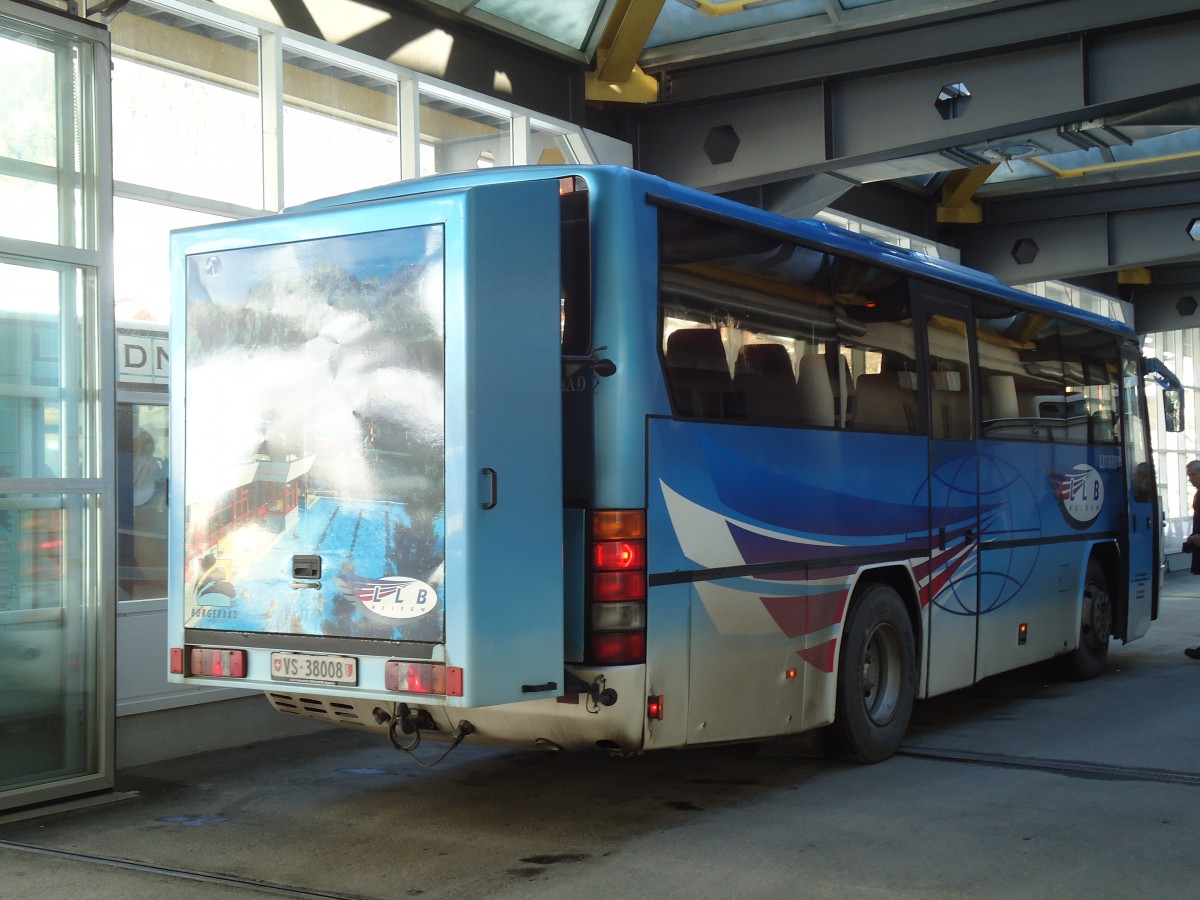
[1060,549,1115,680]
[827,570,920,763]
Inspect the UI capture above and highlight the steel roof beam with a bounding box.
[958,174,1200,283]
[644,0,1200,95]
[635,11,1200,194]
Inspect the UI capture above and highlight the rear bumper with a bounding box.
[265,665,649,752]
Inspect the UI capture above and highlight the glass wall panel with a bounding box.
[111,2,261,207]
[0,492,102,793]
[531,123,577,165]
[0,258,96,480]
[117,402,168,601]
[1146,329,1200,553]
[282,48,400,206]
[473,0,601,50]
[0,22,92,248]
[419,89,511,176]
[0,0,111,811]
[114,197,226,325]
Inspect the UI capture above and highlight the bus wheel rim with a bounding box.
[861,622,901,726]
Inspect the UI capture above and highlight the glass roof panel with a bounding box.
[980,158,1053,185]
[472,0,604,51]
[645,0,828,49]
[985,126,1200,185]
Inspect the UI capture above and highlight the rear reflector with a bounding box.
[169,647,184,675]
[589,632,646,666]
[188,647,247,678]
[385,661,464,697]
[592,570,646,602]
[648,695,664,721]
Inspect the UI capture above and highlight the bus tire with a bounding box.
[827,582,916,764]
[1060,557,1110,681]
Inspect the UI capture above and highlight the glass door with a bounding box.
[0,2,114,812]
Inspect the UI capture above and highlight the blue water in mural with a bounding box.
[188,496,445,643]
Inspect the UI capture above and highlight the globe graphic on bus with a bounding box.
[922,452,1041,616]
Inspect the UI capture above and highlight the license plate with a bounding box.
[270,652,358,685]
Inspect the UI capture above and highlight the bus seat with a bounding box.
[796,353,835,427]
[1090,410,1116,443]
[854,373,916,433]
[735,343,802,425]
[984,375,1019,419]
[665,328,738,419]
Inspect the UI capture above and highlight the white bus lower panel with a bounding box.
[264,665,649,753]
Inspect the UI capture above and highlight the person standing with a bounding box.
[1183,460,1200,660]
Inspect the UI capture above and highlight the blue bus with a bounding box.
[168,166,1179,763]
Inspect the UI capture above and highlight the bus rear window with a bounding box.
[560,186,591,358]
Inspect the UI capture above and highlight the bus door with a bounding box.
[1118,348,1156,641]
[917,288,980,696]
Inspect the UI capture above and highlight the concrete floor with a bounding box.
[3,572,1200,899]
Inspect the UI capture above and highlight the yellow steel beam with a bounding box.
[937,164,1000,224]
[1119,267,1153,285]
[586,64,660,103]
[1029,150,1200,179]
[587,0,665,104]
[687,0,770,16]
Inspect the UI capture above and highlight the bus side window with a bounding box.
[1059,330,1121,446]
[976,303,1065,442]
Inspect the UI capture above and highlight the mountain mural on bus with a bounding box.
[648,422,1123,672]
[182,225,446,642]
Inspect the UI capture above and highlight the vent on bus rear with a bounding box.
[267,692,373,728]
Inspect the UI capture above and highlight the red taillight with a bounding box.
[385,661,464,696]
[587,510,647,665]
[188,647,247,678]
[593,540,646,570]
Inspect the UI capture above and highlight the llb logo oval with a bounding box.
[355,576,439,620]
[1050,464,1105,528]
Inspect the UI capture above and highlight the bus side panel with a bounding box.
[973,442,1124,681]
[643,581,692,750]
[647,421,931,744]
[924,442,979,698]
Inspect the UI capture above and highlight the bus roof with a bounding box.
[287,165,1135,339]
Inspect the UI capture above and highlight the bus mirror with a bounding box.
[1164,387,1185,433]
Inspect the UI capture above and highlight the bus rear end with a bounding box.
[167,171,649,753]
